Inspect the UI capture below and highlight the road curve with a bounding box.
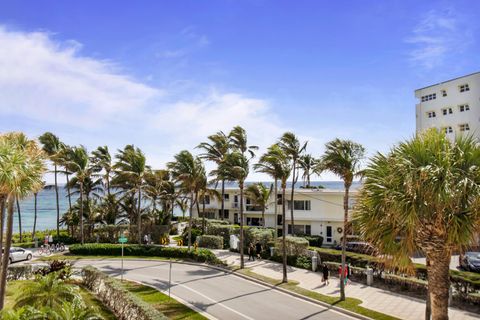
[72,259,357,320]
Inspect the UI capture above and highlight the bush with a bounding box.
[83,266,167,320]
[245,228,275,251]
[276,236,309,256]
[181,227,202,245]
[196,235,224,249]
[69,243,222,265]
[206,224,233,248]
[7,265,33,281]
[269,254,312,270]
[304,236,323,247]
[169,226,178,235]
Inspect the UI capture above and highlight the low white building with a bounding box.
[193,186,357,246]
[415,72,480,140]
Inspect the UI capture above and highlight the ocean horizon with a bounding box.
[13,181,359,234]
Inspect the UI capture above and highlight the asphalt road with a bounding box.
[72,259,357,320]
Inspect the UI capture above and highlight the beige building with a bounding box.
[193,186,357,246]
[415,72,480,139]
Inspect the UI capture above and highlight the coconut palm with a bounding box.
[176,197,188,220]
[321,138,365,301]
[245,183,273,228]
[143,169,174,225]
[197,174,220,233]
[221,151,249,268]
[57,145,75,212]
[113,145,148,244]
[298,154,318,188]
[38,132,64,237]
[354,129,480,320]
[278,132,307,236]
[0,132,46,309]
[197,131,230,220]
[15,196,22,242]
[254,144,291,282]
[228,126,258,159]
[168,151,204,249]
[91,146,113,195]
[15,273,81,309]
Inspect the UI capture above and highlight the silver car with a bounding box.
[4,247,33,263]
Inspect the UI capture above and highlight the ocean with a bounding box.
[13,181,359,233]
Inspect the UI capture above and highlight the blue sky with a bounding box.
[0,0,479,181]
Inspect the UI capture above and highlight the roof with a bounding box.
[415,71,480,92]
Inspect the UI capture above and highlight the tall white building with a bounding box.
[415,72,480,139]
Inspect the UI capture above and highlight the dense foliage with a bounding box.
[196,235,224,249]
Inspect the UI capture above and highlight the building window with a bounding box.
[277,194,283,205]
[442,108,453,115]
[459,123,470,132]
[287,224,311,235]
[459,84,470,92]
[441,90,447,97]
[426,111,436,118]
[443,126,453,134]
[421,93,436,102]
[287,200,311,211]
[459,104,470,112]
[277,214,282,226]
[223,194,230,201]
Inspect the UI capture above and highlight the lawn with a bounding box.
[121,281,207,320]
[4,280,116,320]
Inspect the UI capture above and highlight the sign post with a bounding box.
[118,235,128,281]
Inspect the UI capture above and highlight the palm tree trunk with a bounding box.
[0,196,5,276]
[202,194,206,234]
[262,207,265,228]
[240,182,245,269]
[282,183,288,283]
[221,179,225,220]
[16,196,22,242]
[54,164,60,237]
[426,256,431,320]
[188,192,194,250]
[137,187,142,244]
[339,185,349,301]
[195,193,201,234]
[32,193,38,241]
[426,248,451,320]
[274,178,278,239]
[290,161,296,236]
[66,173,72,212]
[80,182,84,245]
[0,195,15,309]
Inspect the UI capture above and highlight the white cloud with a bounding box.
[405,9,472,69]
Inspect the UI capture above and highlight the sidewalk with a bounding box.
[212,250,478,320]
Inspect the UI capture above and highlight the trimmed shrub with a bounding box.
[269,254,312,270]
[276,236,309,256]
[245,228,275,250]
[196,235,224,249]
[69,243,222,264]
[181,227,202,245]
[83,266,167,320]
[304,236,323,247]
[206,224,233,248]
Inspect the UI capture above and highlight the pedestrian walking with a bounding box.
[144,234,149,245]
[255,242,262,260]
[322,263,329,285]
[248,243,255,261]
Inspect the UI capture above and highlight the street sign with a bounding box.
[119,237,128,243]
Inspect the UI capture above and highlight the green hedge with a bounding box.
[181,227,202,245]
[196,235,224,249]
[69,244,222,264]
[276,236,309,256]
[304,236,323,247]
[83,266,167,320]
[269,254,312,270]
[206,224,233,248]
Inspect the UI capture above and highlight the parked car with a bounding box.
[335,242,378,255]
[459,252,480,272]
[2,247,33,263]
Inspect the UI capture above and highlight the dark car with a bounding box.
[460,252,480,272]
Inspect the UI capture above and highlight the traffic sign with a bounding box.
[119,237,128,243]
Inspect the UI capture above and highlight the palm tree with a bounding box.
[175,197,188,220]
[298,154,318,188]
[197,131,230,220]
[91,146,113,195]
[254,144,291,282]
[321,138,365,301]
[278,132,307,236]
[67,146,93,244]
[228,126,258,159]
[0,132,46,309]
[38,132,64,237]
[113,145,147,244]
[143,169,173,225]
[58,145,74,212]
[221,151,249,268]
[355,129,480,320]
[15,196,22,242]
[245,183,273,228]
[15,273,81,309]
[198,174,220,233]
[168,151,204,249]
[47,301,104,320]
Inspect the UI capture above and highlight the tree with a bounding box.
[114,145,147,244]
[321,138,365,301]
[14,273,81,309]
[354,129,480,320]
[245,183,273,228]
[198,174,220,233]
[143,169,174,225]
[38,132,63,237]
[278,132,307,236]
[221,151,249,268]
[91,146,113,195]
[298,154,318,188]
[0,132,46,309]
[15,196,22,242]
[57,144,75,212]
[197,131,230,220]
[168,151,204,249]
[254,144,291,282]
